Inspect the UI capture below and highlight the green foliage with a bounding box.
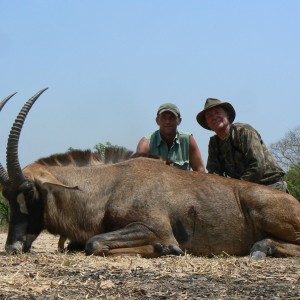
[68,141,128,161]
[0,193,9,225]
[285,165,300,201]
[68,147,81,152]
[93,141,114,159]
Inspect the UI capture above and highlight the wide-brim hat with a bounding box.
[196,98,235,130]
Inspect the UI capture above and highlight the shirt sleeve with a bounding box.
[237,127,266,182]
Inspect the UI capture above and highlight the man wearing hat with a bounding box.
[136,103,205,171]
[196,98,288,192]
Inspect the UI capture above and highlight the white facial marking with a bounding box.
[17,194,29,215]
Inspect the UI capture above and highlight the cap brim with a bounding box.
[158,108,179,117]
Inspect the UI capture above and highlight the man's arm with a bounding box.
[238,129,266,182]
[189,135,205,172]
[136,137,150,154]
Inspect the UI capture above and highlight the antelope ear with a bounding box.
[24,164,80,190]
[42,181,80,190]
[34,173,79,190]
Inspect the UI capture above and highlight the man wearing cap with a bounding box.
[196,98,288,192]
[136,103,205,171]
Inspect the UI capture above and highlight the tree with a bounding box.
[93,141,114,159]
[269,126,300,171]
[270,126,300,201]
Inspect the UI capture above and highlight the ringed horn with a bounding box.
[1,88,48,187]
[0,92,17,186]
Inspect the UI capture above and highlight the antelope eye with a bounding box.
[24,189,34,199]
[19,181,33,194]
[19,183,35,204]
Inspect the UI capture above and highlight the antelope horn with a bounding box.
[0,92,17,186]
[6,88,48,186]
[0,92,17,111]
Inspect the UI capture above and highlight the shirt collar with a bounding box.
[157,131,180,146]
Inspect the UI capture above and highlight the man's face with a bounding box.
[156,111,181,135]
[205,106,230,132]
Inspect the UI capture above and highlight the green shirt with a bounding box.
[146,130,191,170]
[207,123,285,184]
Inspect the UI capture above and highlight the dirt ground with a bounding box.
[0,232,299,300]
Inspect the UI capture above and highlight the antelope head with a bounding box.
[1,88,48,254]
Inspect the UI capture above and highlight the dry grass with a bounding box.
[0,232,299,299]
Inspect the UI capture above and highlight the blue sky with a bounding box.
[0,1,299,168]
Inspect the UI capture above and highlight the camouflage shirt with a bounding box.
[206,123,285,184]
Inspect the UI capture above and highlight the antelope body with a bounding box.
[1,89,300,259]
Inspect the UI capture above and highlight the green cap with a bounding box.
[157,103,180,117]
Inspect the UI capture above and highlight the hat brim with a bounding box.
[196,102,236,130]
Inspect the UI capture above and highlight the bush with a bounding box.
[0,193,9,226]
[285,166,300,201]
